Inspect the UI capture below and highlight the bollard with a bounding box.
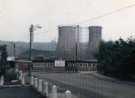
[0,76,4,86]
[38,79,43,92]
[51,85,57,98]
[43,81,48,97]
[34,78,38,88]
[33,77,36,88]
[21,74,25,85]
[30,76,34,86]
[65,90,72,98]
[19,71,23,81]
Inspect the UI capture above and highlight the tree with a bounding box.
[0,45,8,76]
[97,38,135,80]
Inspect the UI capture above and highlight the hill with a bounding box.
[0,40,57,57]
[20,49,56,59]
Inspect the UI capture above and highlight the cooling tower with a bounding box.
[88,26,102,59]
[56,26,79,60]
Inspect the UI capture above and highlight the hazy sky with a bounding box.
[0,0,135,42]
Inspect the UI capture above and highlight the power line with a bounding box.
[73,3,135,25]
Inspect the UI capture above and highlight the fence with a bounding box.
[32,61,54,72]
[32,60,98,72]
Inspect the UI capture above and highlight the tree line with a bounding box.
[97,38,135,80]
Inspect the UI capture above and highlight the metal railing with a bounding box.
[31,60,97,72]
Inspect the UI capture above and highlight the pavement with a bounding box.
[32,71,135,98]
[0,86,44,98]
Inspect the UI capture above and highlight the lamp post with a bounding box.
[76,25,79,61]
[75,25,79,72]
[29,24,34,61]
[28,24,42,76]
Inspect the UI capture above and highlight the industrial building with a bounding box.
[56,25,102,60]
[88,26,102,59]
[56,25,79,60]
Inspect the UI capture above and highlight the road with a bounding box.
[33,72,135,98]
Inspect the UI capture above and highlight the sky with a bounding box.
[0,0,135,42]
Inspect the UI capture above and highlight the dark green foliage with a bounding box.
[97,38,135,80]
[5,68,18,82]
[0,45,8,76]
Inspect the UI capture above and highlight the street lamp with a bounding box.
[29,24,42,60]
[75,25,79,72]
[28,24,42,76]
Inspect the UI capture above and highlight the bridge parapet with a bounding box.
[31,76,77,98]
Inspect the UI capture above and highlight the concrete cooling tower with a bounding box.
[88,26,102,59]
[56,25,102,60]
[56,26,79,60]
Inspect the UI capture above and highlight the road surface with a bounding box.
[33,72,135,98]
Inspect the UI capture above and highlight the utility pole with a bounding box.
[29,24,34,61]
[76,25,79,61]
[75,25,79,72]
[28,24,42,76]
[28,24,34,76]
[13,43,16,57]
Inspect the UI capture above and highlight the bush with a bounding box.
[5,68,18,82]
[97,38,135,80]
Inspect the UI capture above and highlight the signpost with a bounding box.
[55,60,65,67]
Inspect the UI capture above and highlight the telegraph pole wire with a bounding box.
[72,3,135,25]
